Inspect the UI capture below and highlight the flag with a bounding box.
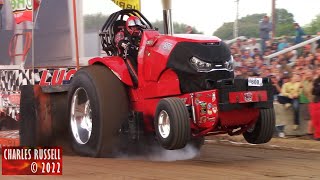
[111,0,140,11]
[11,0,41,24]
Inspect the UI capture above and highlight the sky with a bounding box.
[83,0,320,35]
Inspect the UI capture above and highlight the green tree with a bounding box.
[84,13,109,32]
[213,9,295,40]
[152,20,203,34]
[274,9,295,37]
[304,14,320,35]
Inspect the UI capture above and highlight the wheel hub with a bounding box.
[158,110,170,138]
[70,88,92,144]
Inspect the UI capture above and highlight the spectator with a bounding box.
[259,15,272,54]
[270,58,280,70]
[278,74,302,130]
[239,66,249,78]
[233,54,242,67]
[305,55,315,70]
[316,32,320,50]
[253,57,264,75]
[286,49,298,66]
[248,38,261,55]
[261,67,272,77]
[234,67,242,77]
[269,75,281,100]
[252,48,261,57]
[310,67,320,140]
[185,26,194,34]
[294,22,305,44]
[279,72,290,87]
[277,37,289,51]
[242,50,254,66]
[279,58,292,77]
[293,56,306,71]
[299,70,314,136]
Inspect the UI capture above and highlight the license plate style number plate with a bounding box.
[248,77,263,87]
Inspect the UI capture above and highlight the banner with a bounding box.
[111,0,140,11]
[10,0,40,24]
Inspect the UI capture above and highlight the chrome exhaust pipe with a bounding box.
[161,0,173,35]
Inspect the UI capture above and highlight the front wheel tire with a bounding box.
[154,98,190,150]
[243,108,275,144]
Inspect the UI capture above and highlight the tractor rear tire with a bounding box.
[154,98,190,150]
[243,108,275,144]
[68,65,129,157]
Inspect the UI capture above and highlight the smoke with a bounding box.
[115,142,201,162]
[146,144,200,162]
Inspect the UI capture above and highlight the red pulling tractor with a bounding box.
[21,9,275,157]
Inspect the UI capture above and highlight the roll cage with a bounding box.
[99,9,154,56]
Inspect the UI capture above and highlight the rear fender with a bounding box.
[89,57,133,87]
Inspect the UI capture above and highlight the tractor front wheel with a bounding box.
[154,98,190,150]
[243,108,275,144]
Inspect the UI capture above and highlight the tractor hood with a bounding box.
[166,36,231,74]
[143,31,233,93]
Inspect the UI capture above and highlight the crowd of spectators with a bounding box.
[229,29,320,140]
[184,20,320,140]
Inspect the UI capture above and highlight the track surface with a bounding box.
[1,141,320,180]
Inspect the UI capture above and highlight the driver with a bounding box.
[114,16,145,69]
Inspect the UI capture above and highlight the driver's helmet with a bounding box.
[126,16,144,35]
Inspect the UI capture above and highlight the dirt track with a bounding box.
[2,139,320,180]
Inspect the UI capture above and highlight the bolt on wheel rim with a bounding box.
[70,88,92,144]
[158,110,170,138]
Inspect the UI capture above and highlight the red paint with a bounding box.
[86,30,269,135]
[192,90,218,129]
[229,90,268,104]
[89,56,133,87]
[219,108,260,126]
[65,69,76,80]
[39,70,50,86]
[51,70,66,85]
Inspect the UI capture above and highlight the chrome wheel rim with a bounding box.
[70,88,92,144]
[158,110,170,138]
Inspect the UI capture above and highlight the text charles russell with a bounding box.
[3,148,61,160]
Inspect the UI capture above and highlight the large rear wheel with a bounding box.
[68,65,129,157]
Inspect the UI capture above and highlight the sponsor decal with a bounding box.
[161,41,173,52]
[38,69,76,86]
[244,92,253,102]
[11,0,41,24]
[212,105,218,113]
[199,116,207,124]
[200,102,207,115]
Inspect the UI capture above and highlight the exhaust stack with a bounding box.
[161,0,174,35]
